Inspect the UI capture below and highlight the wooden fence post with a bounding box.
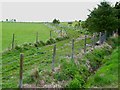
[61,30,62,37]
[113,31,115,36]
[99,32,102,45]
[12,33,15,49]
[105,31,107,42]
[93,34,95,49]
[84,35,87,54]
[36,32,38,43]
[71,39,74,60]
[19,53,24,88]
[52,44,56,72]
[116,29,118,35]
[50,30,52,39]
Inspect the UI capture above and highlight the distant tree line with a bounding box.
[5,19,16,22]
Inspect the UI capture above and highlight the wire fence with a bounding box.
[2,29,118,88]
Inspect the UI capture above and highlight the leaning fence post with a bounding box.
[52,44,56,72]
[71,39,74,60]
[99,32,102,45]
[84,34,87,54]
[36,32,38,43]
[19,53,24,88]
[12,33,15,49]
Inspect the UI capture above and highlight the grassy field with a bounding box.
[2,22,57,51]
[2,22,89,88]
[2,22,118,88]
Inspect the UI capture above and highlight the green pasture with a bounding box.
[2,22,57,51]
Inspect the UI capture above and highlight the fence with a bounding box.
[6,29,68,50]
[2,30,117,88]
[16,30,115,88]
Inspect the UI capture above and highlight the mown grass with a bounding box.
[2,22,57,51]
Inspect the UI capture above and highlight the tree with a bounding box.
[14,19,16,22]
[52,19,60,24]
[85,2,118,35]
[6,19,8,22]
[81,21,87,29]
[115,1,120,35]
[72,20,80,29]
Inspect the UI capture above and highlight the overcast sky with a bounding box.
[1,0,118,22]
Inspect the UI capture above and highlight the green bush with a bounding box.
[54,72,68,81]
[107,37,119,48]
[84,45,112,72]
[66,78,81,88]
[56,36,69,42]
[61,60,78,79]
[22,43,32,50]
[24,74,35,84]
[56,37,64,41]
[23,43,29,47]
[15,45,22,50]
[28,42,33,45]
[66,74,85,88]
[23,46,30,50]
[78,64,90,80]
[34,42,39,47]
[34,41,45,47]
[39,40,45,46]
[46,38,56,45]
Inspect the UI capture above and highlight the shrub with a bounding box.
[34,42,39,47]
[61,60,78,79]
[107,37,119,48]
[22,43,31,50]
[52,19,60,24]
[54,72,67,81]
[64,36,69,39]
[24,74,35,84]
[84,44,112,72]
[66,78,81,88]
[15,45,22,50]
[39,41,45,46]
[34,41,45,47]
[23,43,29,47]
[28,42,34,47]
[56,37,63,41]
[56,36,69,42]
[46,38,56,45]
[74,74,85,86]
[78,64,90,80]
[24,68,39,84]
[23,46,30,50]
